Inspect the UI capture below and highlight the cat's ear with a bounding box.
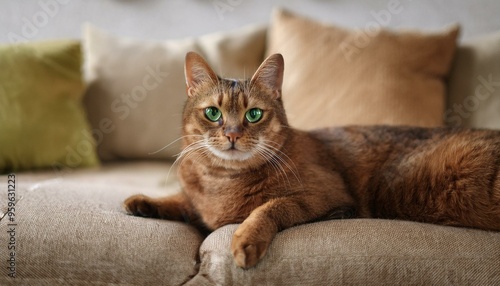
[184,52,219,97]
[250,53,284,99]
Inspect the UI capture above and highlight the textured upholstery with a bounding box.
[1,163,499,285]
[191,221,500,285]
[0,163,203,285]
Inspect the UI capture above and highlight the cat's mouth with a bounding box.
[209,145,254,161]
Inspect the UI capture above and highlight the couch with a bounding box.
[1,3,500,286]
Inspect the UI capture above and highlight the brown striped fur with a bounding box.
[124,52,500,269]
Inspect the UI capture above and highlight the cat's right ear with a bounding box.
[184,52,219,97]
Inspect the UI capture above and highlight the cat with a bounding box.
[124,51,500,269]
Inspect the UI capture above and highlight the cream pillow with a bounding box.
[447,31,500,129]
[267,9,459,130]
[83,24,266,160]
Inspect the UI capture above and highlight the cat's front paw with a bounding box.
[231,222,274,269]
[123,194,158,218]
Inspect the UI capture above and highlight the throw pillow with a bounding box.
[267,9,459,130]
[83,24,266,160]
[0,40,99,173]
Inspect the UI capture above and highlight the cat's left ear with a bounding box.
[250,53,284,99]
[185,52,219,97]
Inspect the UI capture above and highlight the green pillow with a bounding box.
[0,40,99,173]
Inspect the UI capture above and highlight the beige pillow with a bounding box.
[447,31,500,129]
[267,9,459,130]
[83,24,266,160]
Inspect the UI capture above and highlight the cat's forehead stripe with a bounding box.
[230,80,238,89]
[228,87,240,113]
[206,79,251,112]
[219,80,247,113]
[229,80,241,96]
[217,90,224,107]
[233,81,249,109]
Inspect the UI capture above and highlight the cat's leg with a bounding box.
[124,192,201,226]
[231,195,352,269]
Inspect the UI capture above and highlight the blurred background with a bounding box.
[1,0,500,43]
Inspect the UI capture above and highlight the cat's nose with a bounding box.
[224,127,242,143]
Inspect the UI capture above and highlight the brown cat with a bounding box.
[124,52,500,269]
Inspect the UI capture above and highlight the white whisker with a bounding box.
[149,135,203,155]
[262,142,303,187]
[255,145,291,189]
[165,139,207,184]
[250,138,304,190]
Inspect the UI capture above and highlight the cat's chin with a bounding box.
[209,147,254,162]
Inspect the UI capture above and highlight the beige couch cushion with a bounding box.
[267,9,459,130]
[189,221,500,285]
[0,162,203,285]
[83,24,266,161]
[447,31,500,129]
[2,164,499,285]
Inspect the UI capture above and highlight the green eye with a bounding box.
[205,107,222,122]
[245,108,263,123]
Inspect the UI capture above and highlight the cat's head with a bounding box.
[181,51,289,169]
